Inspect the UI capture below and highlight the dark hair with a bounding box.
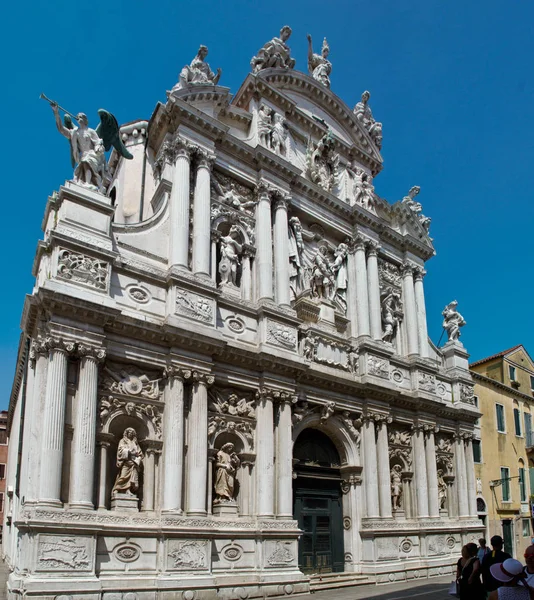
[466,543,478,557]
[491,535,504,548]
[479,538,486,545]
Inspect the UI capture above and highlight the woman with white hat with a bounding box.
[488,558,532,599]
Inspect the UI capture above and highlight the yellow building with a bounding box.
[470,345,534,557]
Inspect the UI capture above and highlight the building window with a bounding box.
[531,376,534,392]
[0,430,7,445]
[501,467,511,501]
[525,413,533,447]
[510,365,517,381]
[496,404,506,433]
[0,464,5,479]
[473,440,482,463]
[523,519,531,537]
[520,467,527,502]
[0,492,4,513]
[514,408,522,436]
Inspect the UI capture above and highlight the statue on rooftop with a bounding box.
[442,300,466,342]
[44,95,133,193]
[401,186,431,232]
[251,26,296,73]
[172,45,221,92]
[307,34,332,88]
[353,91,383,149]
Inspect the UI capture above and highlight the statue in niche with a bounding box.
[331,242,349,312]
[310,246,335,300]
[257,105,288,156]
[401,186,431,232]
[437,469,447,508]
[307,34,332,88]
[391,464,403,510]
[271,113,288,155]
[219,225,242,286]
[213,443,240,504]
[352,167,375,210]
[212,177,257,213]
[302,335,317,361]
[112,428,143,497]
[306,130,339,192]
[258,104,274,148]
[47,99,133,193]
[172,45,221,92]
[381,287,403,343]
[288,217,306,296]
[348,349,359,374]
[442,300,466,342]
[251,26,296,73]
[353,91,383,149]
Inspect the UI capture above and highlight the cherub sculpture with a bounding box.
[43,94,133,192]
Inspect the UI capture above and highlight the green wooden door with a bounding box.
[502,520,513,556]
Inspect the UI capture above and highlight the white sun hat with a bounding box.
[490,558,525,583]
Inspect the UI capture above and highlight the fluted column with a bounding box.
[455,434,469,517]
[401,262,419,356]
[362,414,379,517]
[347,246,359,338]
[376,417,392,518]
[354,237,370,338]
[256,185,273,300]
[97,435,113,509]
[169,138,192,269]
[425,427,440,518]
[414,268,429,358]
[70,345,106,509]
[192,149,215,276]
[241,246,254,301]
[256,389,275,517]
[273,197,291,307]
[413,424,429,517]
[186,372,213,516]
[39,338,74,506]
[367,241,382,340]
[276,394,294,519]
[162,368,190,513]
[464,435,477,517]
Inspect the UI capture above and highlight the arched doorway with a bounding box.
[293,428,344,574]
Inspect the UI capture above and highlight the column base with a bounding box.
[162,508,184,515]
[213,501,238,517]
[37,499,63,509]
[111,493,139,512]
[69,501,94,511]
[187,510,208,517]
[276,514,294,520]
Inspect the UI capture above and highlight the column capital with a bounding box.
[411,422,426,434]
[256,180,275,202]
[401,261,416,277]
[96,432,115,447]
[242,243,256,258]
[29,336,52,365]
[211,228,222,242]
[193,147,216,170]
[413,267,427,281]
[164,365,192,381]
[273,197,289,212]
[423,423,439,436]
[349,235,367,253]
[366,240,381,256]
[77,344,106,362]
[172,135,193,160]
[192,371,215,386]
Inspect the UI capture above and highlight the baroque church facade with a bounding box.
[4,28,481,600]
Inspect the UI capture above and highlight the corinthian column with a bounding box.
[169,138,192,269]
[455,434,469,517]
[273,197,291,307]
[376,417,392,518]
[401,262,419,356]
[256,389,275,517]
[69,345,106,510]
[192,149,215,276]
[414,268,429,358]
[39,338,75,506]
[464,435,477,517]
[413,424,429,517]
[367,241,382,340]
[162,367,191,512]
[347,246,359,338]
[362,414,379,517]
[354,237,370,338]
[256,185,273,301]
[275,394,294,519]
[186,372,213,516]
[425,426,440,518]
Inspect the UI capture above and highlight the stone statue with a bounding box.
[288,216,305,296]
[213,443,240,503]
[391,464,403,510]
[173,45,221,91]
[251,26,296,73]
[310,246,335,300]
[258,104,274,148]
[352,167,375,210]
[353,91,383,149]
[271,113,288,155]
[331,242,348,312]
[219,225,242,286]
[302,335,317,361]
[112,427,143,497]
[348,349,359,374]
[442,300,466,342]
[381,287,403,343]
[437,469,447,509]
[401,186,431,232]
[306,130,339,192]
[307,34,332,88]
[212,178,257,212]
[49,100,133,193]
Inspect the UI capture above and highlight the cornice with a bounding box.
[471,370,534,403]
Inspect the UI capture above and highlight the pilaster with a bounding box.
[169,137,192,269]
[192,148,216,276]
[256,183,274,301]
[366,241,382,341]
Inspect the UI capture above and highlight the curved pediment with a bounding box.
[232,69,383,176]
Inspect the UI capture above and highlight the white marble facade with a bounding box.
[4,33,482,600]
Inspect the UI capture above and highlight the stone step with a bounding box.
[309,573,370,591]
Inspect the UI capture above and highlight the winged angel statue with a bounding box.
[42,93,133,192]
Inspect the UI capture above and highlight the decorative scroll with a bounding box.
[57,248,109,291]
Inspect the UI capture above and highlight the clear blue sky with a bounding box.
[1,0,533,407]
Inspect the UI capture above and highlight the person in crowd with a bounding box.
[456,543,485,600]
[483,535,513,592]
[523,545,534,587]
[479,538,491,562]
[488,558,531,599]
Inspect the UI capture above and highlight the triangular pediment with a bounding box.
[505,346,534,371]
